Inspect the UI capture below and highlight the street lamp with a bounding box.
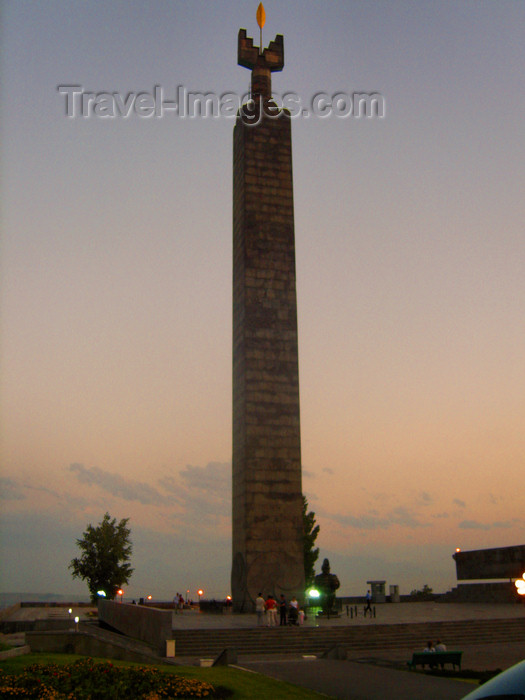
[117,589,124,602]
[197,589,203,603]
[515,572,525,596]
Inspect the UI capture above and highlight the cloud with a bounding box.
[322,467,334,475]
[453,498,466,508]
[418,492,433,506]
[331,512,391,530]
[458,519,519,530]
[65,461,231,540]
[180,462,229,491]
[69,463,170,506]
[458,520,490,531]
[160,462,229,507]
[326,504,429,532]
[389,506,428,528]
[0,477,26,501]
[159,462,231,534]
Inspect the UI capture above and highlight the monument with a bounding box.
[451,544,525,602]
[231,7,305,611]
[314,558,341,615]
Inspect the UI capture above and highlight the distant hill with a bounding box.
[0,592,89,608]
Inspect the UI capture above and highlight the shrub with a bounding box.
[0,658,223,699]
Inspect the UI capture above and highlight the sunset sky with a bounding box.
[1,0,524,601]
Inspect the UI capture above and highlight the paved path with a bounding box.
[239,657,471,700]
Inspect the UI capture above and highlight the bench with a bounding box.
[408,651,462,671]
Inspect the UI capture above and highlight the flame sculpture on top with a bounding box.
[238,3,284,100]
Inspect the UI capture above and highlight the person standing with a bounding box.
[255,592,265,626]
[265,594,277,627]
[288,596,299,625]
[279,594,287,626]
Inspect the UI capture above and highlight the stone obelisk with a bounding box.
[231,11,305,611]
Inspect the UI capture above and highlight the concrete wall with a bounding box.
[445,582,520,603]
[0,619,75,634]
[98,600,173,654]
[27,628,160,664]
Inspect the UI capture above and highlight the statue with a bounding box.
[314,558,340,616]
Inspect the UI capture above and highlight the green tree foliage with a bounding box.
[69,512,134,602]
[303,495,320,587]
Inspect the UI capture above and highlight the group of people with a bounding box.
[255,593,304,627]
[173,593,185,610]
[423,639,447,652]
[421,640,448,669]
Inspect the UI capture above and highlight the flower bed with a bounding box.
[0,658,228,699]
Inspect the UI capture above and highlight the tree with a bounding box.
[303,495,320,587]
[410,584,434,600]
[69,512,134,602]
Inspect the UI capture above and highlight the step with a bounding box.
[172,618,525,657]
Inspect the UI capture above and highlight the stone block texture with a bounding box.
[232,104,305,611]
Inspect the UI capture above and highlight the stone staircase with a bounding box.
[172,618,525,658]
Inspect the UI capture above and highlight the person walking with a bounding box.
[265,594,277,627]
[364,589,372,616]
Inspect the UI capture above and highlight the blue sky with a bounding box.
[1,0,524,600]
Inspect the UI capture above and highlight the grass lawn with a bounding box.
[0,653,326,699]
